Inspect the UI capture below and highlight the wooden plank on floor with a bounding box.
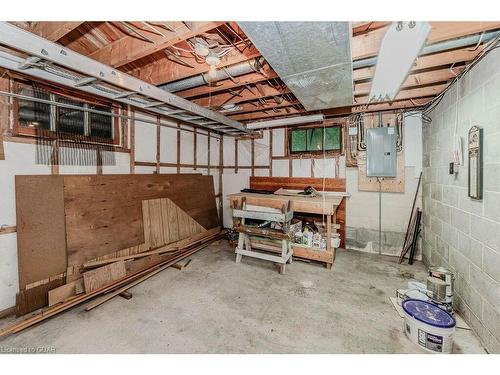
[83,261,127,293]
[48,279,84,307]
[15,278,65,316]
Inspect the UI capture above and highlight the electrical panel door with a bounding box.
[366,127,397,177]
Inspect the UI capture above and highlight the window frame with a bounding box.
[12,79,121,146]
[286,124,344,157]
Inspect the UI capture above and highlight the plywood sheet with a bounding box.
[64,174,219,266]
[48,278,84,306]
[83,260,126,293]
[142,198,205,249]
[357,151,405,193]
[15,175,67,289]
[15,277,65,316]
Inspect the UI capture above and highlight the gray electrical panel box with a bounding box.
[366,127,397,177]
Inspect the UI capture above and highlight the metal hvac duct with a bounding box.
[353,29,500,70]
[239,22,353,111]
[160,57,265,92]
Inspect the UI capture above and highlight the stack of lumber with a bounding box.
[4,174,221,338]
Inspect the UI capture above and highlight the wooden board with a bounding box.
[64,174,219,266]
[357,151,405,193]
[249,177,346,248]
[15,278,65,316]
[15,175,67,288]
[48,279,84,306]
[142,198,205,249]
[83,260,126,293]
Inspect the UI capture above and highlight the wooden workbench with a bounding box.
[228,192,344,269]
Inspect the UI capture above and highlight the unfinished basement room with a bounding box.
[0,1,499,369]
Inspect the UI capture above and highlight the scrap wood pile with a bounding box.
[1,174,221,338]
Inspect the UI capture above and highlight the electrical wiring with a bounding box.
[424,34,500,115]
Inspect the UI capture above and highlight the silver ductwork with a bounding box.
[239,22,353,111]
[160,57,265,93]
[353,29,500,70]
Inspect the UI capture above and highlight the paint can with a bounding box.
[402,299,456,353]
[428,267,454,305]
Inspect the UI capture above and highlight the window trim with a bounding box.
[286,124,344,157]
[12,79,121,146]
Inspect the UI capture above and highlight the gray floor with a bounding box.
[0,241,486,353]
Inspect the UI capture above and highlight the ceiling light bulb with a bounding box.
[207,64,218,83]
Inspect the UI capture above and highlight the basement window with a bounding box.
[288,125,342,154]
[14,81,119,144]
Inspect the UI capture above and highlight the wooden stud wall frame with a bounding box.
[468,125,483,200]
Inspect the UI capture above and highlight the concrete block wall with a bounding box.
[422,47,500,353]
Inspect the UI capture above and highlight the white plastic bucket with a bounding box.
[402,299,456,353]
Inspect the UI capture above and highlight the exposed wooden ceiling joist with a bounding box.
[128,45,261,85]
[14,21,85,42]
[352,21,500,60]
[353,45,485,82]
[87,21,223,68]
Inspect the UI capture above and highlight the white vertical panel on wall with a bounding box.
[312,158,336,178]
[160,121,178,164]
[210,136,220,166]
[134,112,157,163]
[292,158,311,177]
[196,133,209,166]
[180,126,194,164]
[223,136,235,166]
[272,128,285,156]
[254,169,270,177]
[237,139,252,166]
[272,159,289,177]
[404,112,423,177]
[254,130,270,166]
[160,166,177,174]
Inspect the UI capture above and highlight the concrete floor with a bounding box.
[0,241,486,353]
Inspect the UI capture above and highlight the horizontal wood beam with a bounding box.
[354,66,463,96]
[351,21,500,60]
[194,82,287,107]
[88,21,223,68]
[352,22,390,36]
[20,21,85,42]
[127,45,261,85]
[176,68,278,99]
[353,46,484,82]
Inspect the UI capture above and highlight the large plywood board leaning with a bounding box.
[14,174,219,315]
[15,175,67,289]
[63,174,219,266]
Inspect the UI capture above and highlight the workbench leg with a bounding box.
[278,264,286,274]
[327,214,332,253]
[235,233,245,263]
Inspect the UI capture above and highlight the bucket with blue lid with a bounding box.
[402,299,456,353]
